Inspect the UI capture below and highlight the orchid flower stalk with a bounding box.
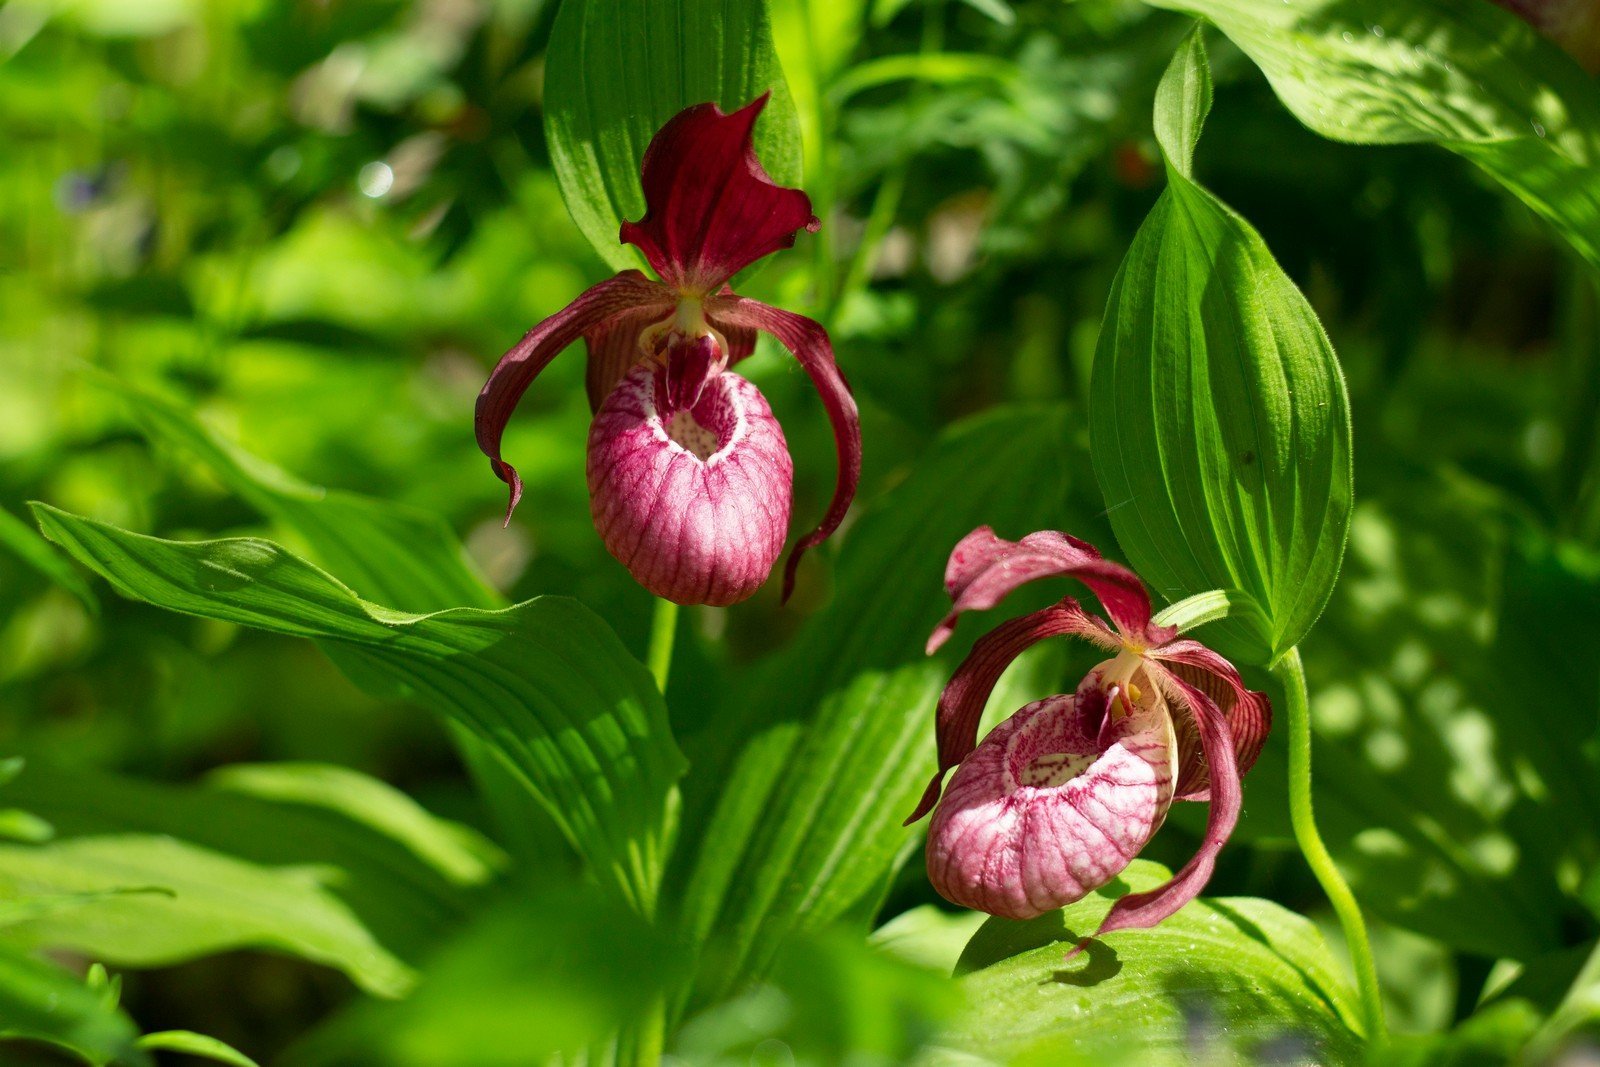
[476,95,861,606]
[906,528,1271,944]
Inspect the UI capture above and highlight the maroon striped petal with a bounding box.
[1150,638,1273,801]
[620,95,820,294]
[905,598,1115,825]
[584,303,670,412]
[476,271,673,521]
[928,527,1164,653]
[1081,668,1242,944]
[710,296,860,602]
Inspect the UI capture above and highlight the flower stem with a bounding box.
[647,598,679,692]
[1273,647,1387,1045]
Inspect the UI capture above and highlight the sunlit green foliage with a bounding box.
[3,0,1600,1063]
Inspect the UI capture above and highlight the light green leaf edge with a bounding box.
[137,1031,259,1067]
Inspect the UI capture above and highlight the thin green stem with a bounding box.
[1272,647,1388,1045]
[647,598,679,692]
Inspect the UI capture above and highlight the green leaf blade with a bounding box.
[29,504,683,915]
[1143,0,1600,272]
[1091,34,1353,664]
[948,861,1364,1064]
[544,0,805,273]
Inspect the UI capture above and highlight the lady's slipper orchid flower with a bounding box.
[475,95,861,606]
[905,528,1272,943]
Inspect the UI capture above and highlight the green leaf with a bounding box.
[675,930,961,1065]
[30,505,684,916]
[105,374,497,615]
[1141,0,1600,272]
[137,1031,259,1067]
[0,834,415,997]
[0,504,98,613]
[101,374,554,869]
[675,406,1096,1005]
[947,860,1364,1064]
[0,760,489,965]
[544,0,805,273]
[205,762,501,888]
[0,945,147,1067]
[1229,464,1600,960]
[291,886,683,1067]
[1090,30,1353,665]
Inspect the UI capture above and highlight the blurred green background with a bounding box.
[3,0,1599,1061]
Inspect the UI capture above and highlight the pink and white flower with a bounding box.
[475,95,860,605]
[907,528,1272,942]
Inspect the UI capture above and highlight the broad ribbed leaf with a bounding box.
[676,406,1094,1005]
[0,834,415,997]
[1091,30,1353,665]
[0,760,495,964]
[31,505,683,916]
[946,860,1364,1064]
[0,945,145,1067]
[544,0,804,272]
[105,378,553,866]
[1143,0,1600,272]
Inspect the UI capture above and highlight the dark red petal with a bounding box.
[904,598,1113,826]
[927,527,1164,653]
[583,303,670,412]
[662,333,725,411]
[709,297,859,602]
[1151,638,1273,800]
[620,95,820,294]
[476,271,672,521]
[1084,668,1242,940]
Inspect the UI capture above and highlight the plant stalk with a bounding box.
[1273,646,1387,1045]
[647,598,679,692]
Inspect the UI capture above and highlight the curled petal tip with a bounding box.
[925,615,958,655]
[1062,937,1091,964]
[938,528,1152,639]
[495,460,524,527]
[904,773,945,826]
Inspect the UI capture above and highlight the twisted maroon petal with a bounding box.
[1077,668,1242,946]
[584,303,670,412]
[1150,638,1273,801]
[905,598,1114,826]
[662,333,725,411]
[476,271,673,521]
[620,94,820,294]
[928,528,1164,653]
[710,296,860,602]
